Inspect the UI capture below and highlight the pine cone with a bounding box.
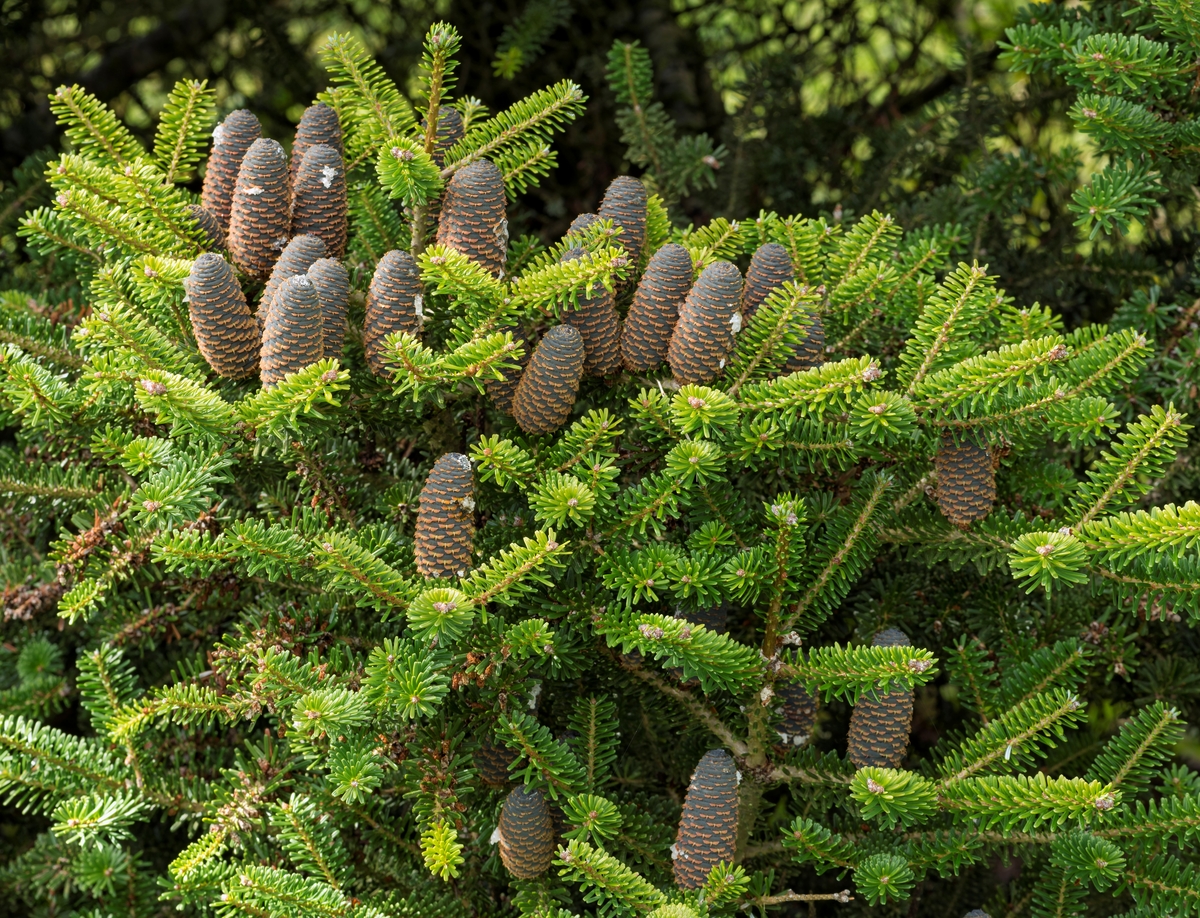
[622,243,692,372]
[847,628,914,768]
[676,602,727,634]
[308,257,350,360]
[436,159,507,276]
[289,102,343,191]
[292,144,348,259]
[673,749,738,890]
[498,785,555,879]
[935,433,995,528]
[260,274,324,389]
[776,679,819,741]
[474,733,516,788]
[598,175,647,266]
[485,325,530,416]
[364,249,422,376]
[431,106,465,167]
[228,138,291,280]
[201,109,260,231]
[187,204,226,252]
[561,247,622,376]
[258,235,327,330]
[567,212,600,237]
[781,313,824,374]
[511,325,585,435]
[667,260,743,384]
[184,253,260,379]
[743,243,793,322]
[414,452,475,579]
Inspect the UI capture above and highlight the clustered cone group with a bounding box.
[413,452,476,579]
[846,628,915,768]
[497,785,555,879]
[672,748,739,889]
[935,432,997,527]
[187,104,352,390]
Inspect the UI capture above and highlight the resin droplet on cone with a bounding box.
[364,249,422,376]
[201,109,260,231]
[672,748,738,889]
[414,452,475,579]
[498,785,555,879]
[668,260,743,384]
[561,247,622,376]
[622,242,692,371]
[184,253,260,379]
[511,325,585,435]
[935,432,995,528]
[258,234,326,329]
[847,628,914,768]
[292,144,348,259]
[598,175,648,266]
[436,159,507,277]
[307,258,350,360]
[289,102,343,191]
[228,138,291,280]
[260,274,324,389]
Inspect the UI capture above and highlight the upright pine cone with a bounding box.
[511,325,585,435]
[258,234,326,328]
[414,452,475,579]
[430,106,465,167]
[935,432,996,528]
[676,602,727,634]
[598,175,648,265]
[364,249,422,376]
[184,254,260,379]
[498,786,555,879]
[622,243,693,371]
[673,749,739,889]
[847,628,914,769]
[201,109,260,231]
[292,144,348,258]
[567,212,599,237]
[187,205,226,252]
[485,325,530,415]
[775,679,819,744]
[227,138,291,280]
[782,313,825,373]
[436,160,507,277]
[743,243,793,322]
[474,732,516,788]
[667,260,743,384]
[561,248,622,376]
[260,274,324,389]
[289,102,343,191]
[307,257,350,360]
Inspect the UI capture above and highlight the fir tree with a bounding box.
[2,18,1200,918]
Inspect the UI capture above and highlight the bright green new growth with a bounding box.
[2,19,1200,918]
